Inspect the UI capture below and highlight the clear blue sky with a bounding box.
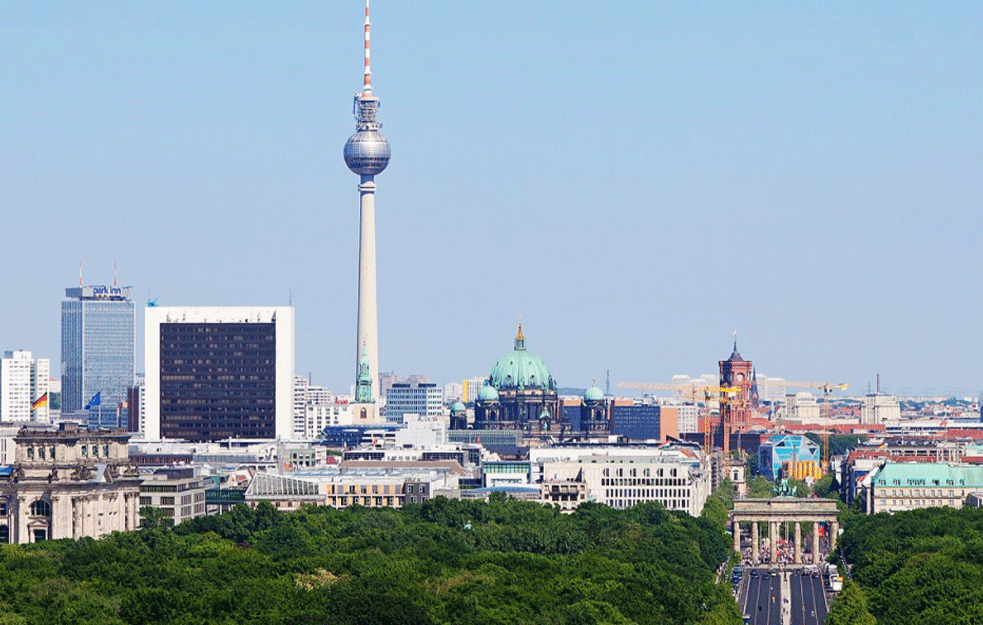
[2,2,981,397]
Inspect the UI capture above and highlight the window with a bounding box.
[30,500,51,516]
[0,526,7,544]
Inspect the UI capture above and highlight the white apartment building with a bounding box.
[1,351,50,423]
[293,377,338,439]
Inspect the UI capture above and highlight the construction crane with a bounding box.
[819,383,850,473]
[780,381,850,472]
[678,386,742,451]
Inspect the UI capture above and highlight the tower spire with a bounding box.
[362,0,372,94]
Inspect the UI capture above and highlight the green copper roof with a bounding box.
[488,323,555,391]
[872,461,983,488]
[450,400,466,414]
[477,381,499,402]
[584,384,604,401]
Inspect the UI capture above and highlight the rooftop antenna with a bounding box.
[605,369,610,396]
[79,260,83,287]
[362,0,372,94]
[876,373,881,394]
[289,288,292,306]
[113,260,118,287]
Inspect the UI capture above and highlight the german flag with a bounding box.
[31,393,48,410]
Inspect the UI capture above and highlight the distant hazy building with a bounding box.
[758,376,788,403]
[785,392,821,421]
[443,381,463,402]
[862,394,901,424]
[61,285,135,424]
[1,351,50,423]
[144,306,295,441]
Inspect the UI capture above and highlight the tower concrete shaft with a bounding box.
[356,176,379,404]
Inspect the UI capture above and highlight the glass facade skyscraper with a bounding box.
[61,285,135,427]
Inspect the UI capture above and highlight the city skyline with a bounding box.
[2,3,980,397]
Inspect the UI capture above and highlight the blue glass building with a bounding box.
[61,285,135,427]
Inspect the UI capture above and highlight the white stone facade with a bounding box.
[0,424,141,543]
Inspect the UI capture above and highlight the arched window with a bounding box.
[29,500,50,517]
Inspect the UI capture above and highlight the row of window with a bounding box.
[602,467,681,479]
[601,477,687,487]
[881,488,965,498]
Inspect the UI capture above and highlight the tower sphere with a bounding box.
[344,130,391,176]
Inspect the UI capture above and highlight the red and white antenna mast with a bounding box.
[362,0,372,94]
[79,260,83,287]
[113,260,118,287]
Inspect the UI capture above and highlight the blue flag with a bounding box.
[85,392,102,410]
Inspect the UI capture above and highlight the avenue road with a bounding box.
[736,568,829,625]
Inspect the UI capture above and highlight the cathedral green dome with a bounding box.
[488,323,555,391]
[584,384,604,402]
[477,381,499,402]
[450,400,466,414]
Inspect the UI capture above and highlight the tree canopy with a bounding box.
[0,496,744,624]
[830,505,983,625]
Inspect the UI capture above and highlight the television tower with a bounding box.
[344,0,390,410]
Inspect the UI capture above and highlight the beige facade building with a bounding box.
[138,467,207,527]
[0,423,141,543]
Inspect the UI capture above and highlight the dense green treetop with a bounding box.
[0,495,743,625]
[833,506,983,625]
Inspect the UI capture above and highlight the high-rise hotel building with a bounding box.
[61,285,135,421]
[144,307,295,441]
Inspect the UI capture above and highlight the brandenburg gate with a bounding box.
[731,498,839,564]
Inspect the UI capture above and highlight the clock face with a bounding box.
[736,373,745,382]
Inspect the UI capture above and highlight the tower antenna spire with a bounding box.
[79,260,83,287]
[362,0,372,94]
[113,259,118,287]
